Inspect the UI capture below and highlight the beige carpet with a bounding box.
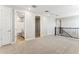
[0,35,79,54]
[16,35,25,43]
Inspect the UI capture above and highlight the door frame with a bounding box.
[35,16,40,37]
[11,8,16,44]
[14,10,25,43]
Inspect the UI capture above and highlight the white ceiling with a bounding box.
[6,5,79,17]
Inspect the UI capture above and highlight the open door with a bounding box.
[35,16,40,37]
[15,11,25,43]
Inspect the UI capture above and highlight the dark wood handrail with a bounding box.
[55,27,79,39]
[56,27,79,29]
[62,29,73,38]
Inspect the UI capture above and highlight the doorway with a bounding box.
[56,19,62,34]
[56,19,62,27]
[35,16,40,37]
[15,11,25,43]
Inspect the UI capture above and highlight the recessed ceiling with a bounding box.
[6,5,79,17]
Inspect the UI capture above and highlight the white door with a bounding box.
[0,6,13,45]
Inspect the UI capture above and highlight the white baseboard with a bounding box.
[11,41,16,44]
[25,34,54,41]
[25,38,35,41]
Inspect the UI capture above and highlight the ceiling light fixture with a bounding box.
[28,7,31,10]
[27,7,31,11]
[45,10,49,12]
[56,15,59,16]
[32,5,37,8]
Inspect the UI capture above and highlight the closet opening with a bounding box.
[15,11,25,43]
[35,16,40,38]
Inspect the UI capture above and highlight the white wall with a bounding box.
[25,10,56,40]
[60,15,79,38]
[62,15,79,27]
[25,11,35,40]
[41,15,55,37]
[0,6,14,45]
